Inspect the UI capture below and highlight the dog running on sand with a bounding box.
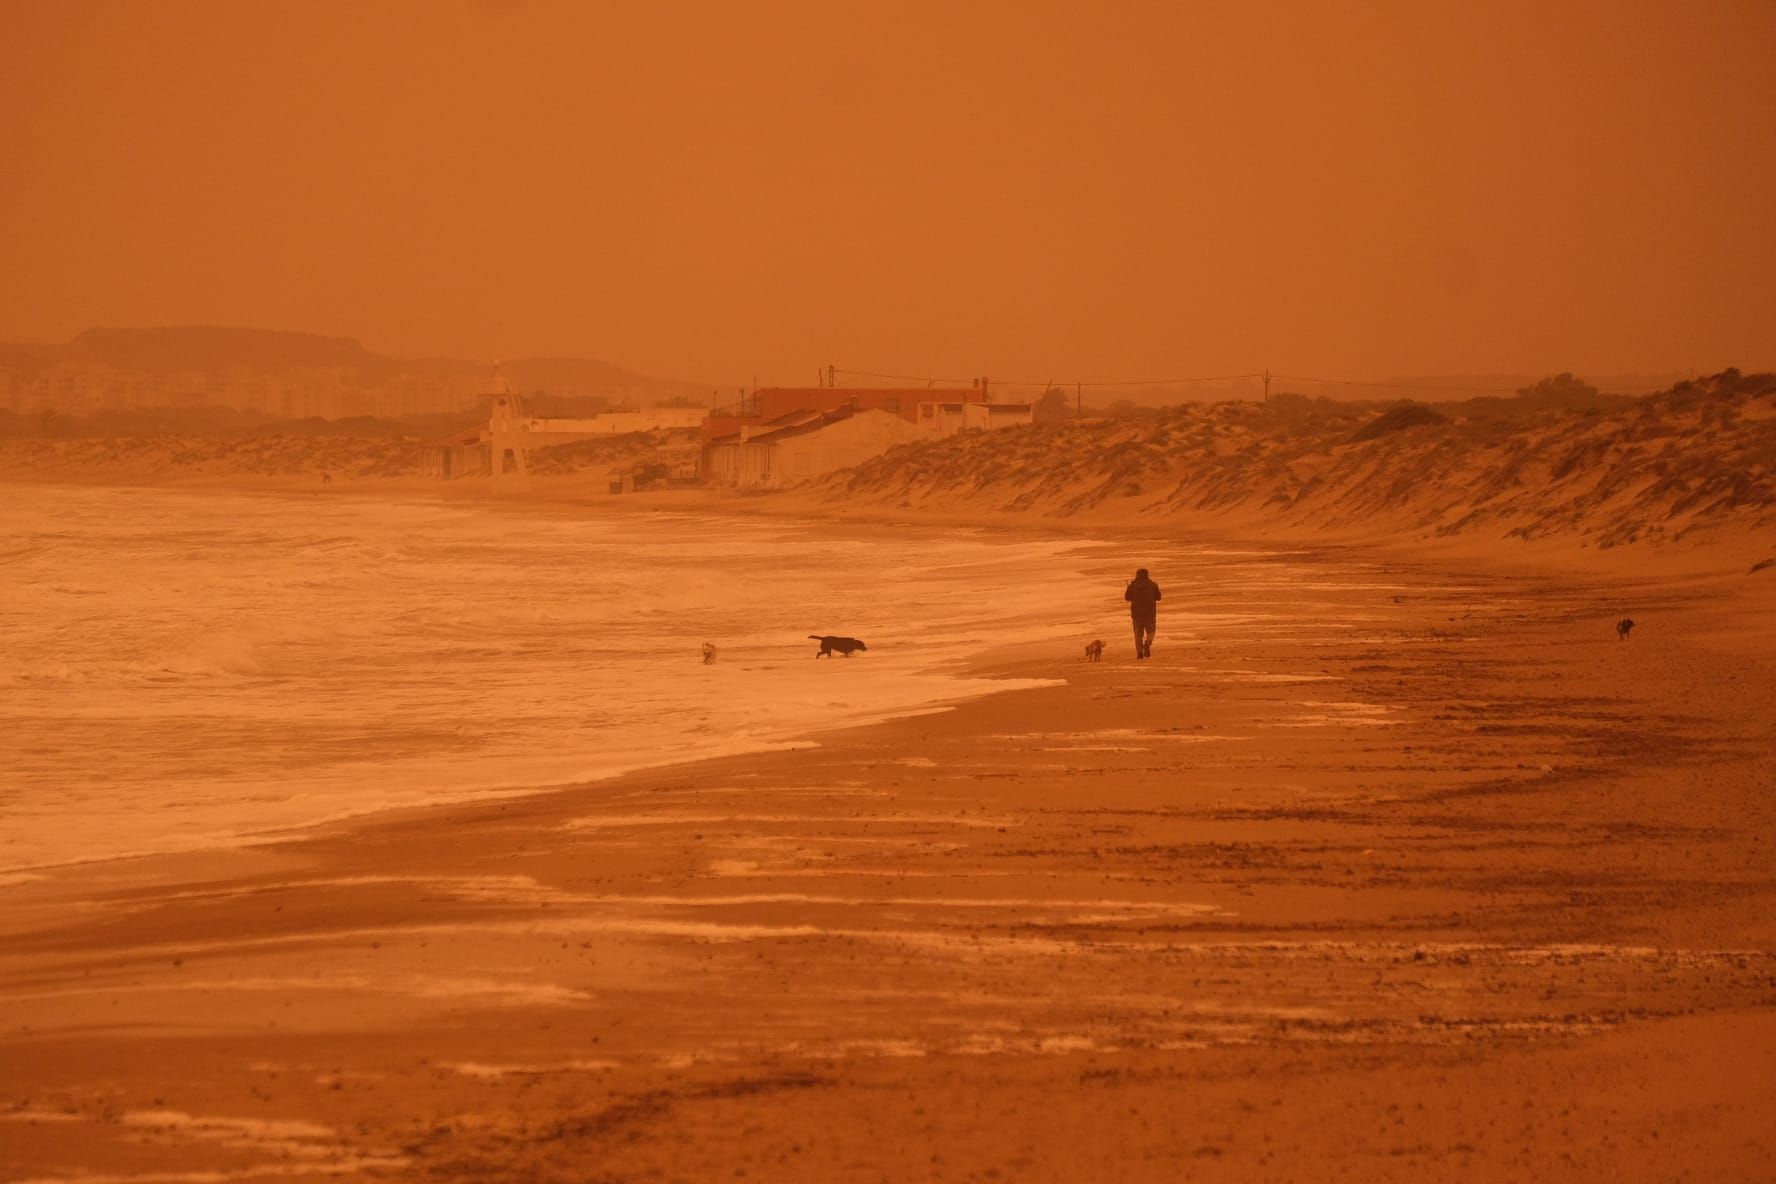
[810,634,867,658]
[701,642,717,664]
[1084,639,1104,662]
[1616,618,1635,641]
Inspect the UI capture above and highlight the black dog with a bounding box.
[810,634,867,658]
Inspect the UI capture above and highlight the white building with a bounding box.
[514,408,705,442]
[917,398,1035,436]
[704,407,930,489]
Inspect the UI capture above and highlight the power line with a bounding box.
[831,367,975,386]
[832,366,1653,397]
[833,366,1265,390]
[1275,374,1678,396]
[1271,374,1526,395]
[1039,372,1265,389]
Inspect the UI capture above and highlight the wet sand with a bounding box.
[3,532,1774,1182]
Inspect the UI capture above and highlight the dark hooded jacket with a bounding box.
[1125,574,1161,618]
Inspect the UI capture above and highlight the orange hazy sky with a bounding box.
[2,0,1772,384]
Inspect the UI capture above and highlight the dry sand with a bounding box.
[3,515,1775,1182]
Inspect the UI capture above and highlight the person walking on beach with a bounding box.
[1125,567,1161,659]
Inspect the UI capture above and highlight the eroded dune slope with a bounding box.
[817,371,1775,547]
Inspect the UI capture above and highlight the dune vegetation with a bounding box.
[0,423,698,483]
[813,370,1775,548]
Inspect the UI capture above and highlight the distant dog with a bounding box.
[810,634,867,658]
[1616,618,1635,641]
[321,473,332,485]
[1084,639,1104,662]
[701,642,717,664]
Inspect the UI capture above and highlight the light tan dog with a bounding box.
[701,642,717,664]
[1084,639,1104,662]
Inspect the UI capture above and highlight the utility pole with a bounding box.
[1263,369,1271,404]
[1076,382,1082,418]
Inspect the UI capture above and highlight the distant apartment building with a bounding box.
[0,361,484,420]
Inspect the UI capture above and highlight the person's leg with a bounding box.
[1142,616,1156,657]
[1131,616,1145,658]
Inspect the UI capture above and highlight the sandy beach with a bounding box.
[4,510,1772,1183]
[7,4,1774,1178]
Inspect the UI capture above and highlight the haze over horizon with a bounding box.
[3,0,1772,387]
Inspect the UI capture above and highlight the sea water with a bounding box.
[0,484,1116,873]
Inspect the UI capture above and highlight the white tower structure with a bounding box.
[486,362,531,491]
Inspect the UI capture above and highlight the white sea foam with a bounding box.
[445,1059,617,1077]
[0,486,1114,872]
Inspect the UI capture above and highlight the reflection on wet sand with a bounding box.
[2,503,1772,1182]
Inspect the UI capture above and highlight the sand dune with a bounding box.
[7,372,1771,561]
[0,429,693,483]
[816,370,1775,548]
[0,432,429,480]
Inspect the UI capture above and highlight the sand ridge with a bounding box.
[805,369,1776,553]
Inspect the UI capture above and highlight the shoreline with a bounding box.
[2,480,1766,886]
[10,465,1774,579]
[3,514,1773,1179]
[2,479,1766,880]
[11,473,1733,887]
[2,485,1109,881]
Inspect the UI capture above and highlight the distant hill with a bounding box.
[0,325,702,400]
[807,369,1776,549]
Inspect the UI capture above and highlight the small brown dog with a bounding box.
[701,642,717,664]
[1084,639,1104,662]
[1616,618,1635,641]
